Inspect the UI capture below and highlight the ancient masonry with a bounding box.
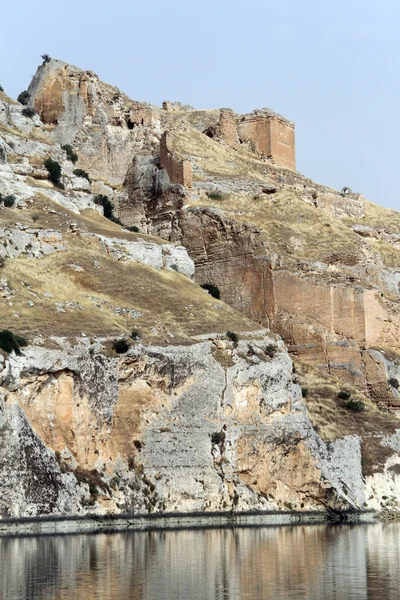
[128,101,160,128]
[160,132,193,188]
[216,108,296,170]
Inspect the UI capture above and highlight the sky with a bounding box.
[1,0,399,209]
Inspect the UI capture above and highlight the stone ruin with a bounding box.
[160,132,193,188]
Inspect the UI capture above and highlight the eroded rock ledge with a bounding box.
[1,335,399,518]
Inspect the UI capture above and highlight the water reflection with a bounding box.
[1,523,399,599]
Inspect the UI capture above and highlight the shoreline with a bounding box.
[0,509,378,538]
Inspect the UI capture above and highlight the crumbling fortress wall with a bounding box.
[160,132,193,187]
[216,108,239,147]
[128,102,160,128]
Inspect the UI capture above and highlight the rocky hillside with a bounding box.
[1,57,400,517]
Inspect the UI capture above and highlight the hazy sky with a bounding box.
[1,0,399,209]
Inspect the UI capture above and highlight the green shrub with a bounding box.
[22,107,36,118]
[301,387,309,398]
[113,339,130,354]
[211,430,226,446]
[44,158,64,188]
[3,195,16,208]
[0,85,3,93]
[62,144,78,163]
[226,331,239,346]
[201,283,220,299]
[389,377,399,390]
[206,191,224,201]
[264,344,277,358]
[345,399,365,412]
[94,194,113,218]
[17,90,30,106]
[41,54,51,64]
[337,391,351,401]
[73,168,90,182]
[0,330,28,355]
[131,329,141,341]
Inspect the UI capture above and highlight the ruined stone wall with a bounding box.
[237,116,296,170]
[129,102,160,128]
[217,108,239,147]
[160,132,192,187]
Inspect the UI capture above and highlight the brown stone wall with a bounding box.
[129,102,160,127]
[237,116,296,170]
[160,132,192,187]
[217,108,239,147]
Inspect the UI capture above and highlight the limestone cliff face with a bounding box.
[2,335,398,517]
[27,59,160,184]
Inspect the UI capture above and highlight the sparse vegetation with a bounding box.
[337,391,351,401]
[206,191,225,201]
[22,107,36,118]
[44,158,64,189]
[389,377,399,390]
[0,330,28,355]
[0,85,4,93]
[345,399,365,412]
[126,225,140,232]
[113,339,130,354]
[73,168,91,182]
[93,194,122,224]
[200,283,220,299]
[17,90,30,106]
[131,329,141,341]
[3,195,16,208]
[62,144,78,163]
[264,344,277,359]
[211,430,226,446]
[301,387,309,398]
[226,331,239,346]
[41,54,51,64]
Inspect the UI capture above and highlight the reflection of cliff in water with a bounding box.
[1,524,399,600]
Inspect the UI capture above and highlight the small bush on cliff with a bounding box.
[211,430,226,446]
[0,330,28,355]
[345,399,365,412]
[206,191,225,201]
[93,194,120,222]
[227,331,239,347]
[17,90,30,106]
[126,225,140,233]
[113,339,130,354]
[3,195,16,208]
[264,344,277,359]
[131,329,141,341]
[389,377,399,390]
[44,158,64,189]
[41,53,51,64]
[200,283,220,299]
[301,387,309,398]
[337,390,351,401]
[73,168,91,182]
[62,144,78,163]
[0,85,4,93]
[22,107,36,118]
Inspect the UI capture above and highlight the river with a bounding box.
[1,523,399,599]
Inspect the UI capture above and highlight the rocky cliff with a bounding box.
[1,57,400,517]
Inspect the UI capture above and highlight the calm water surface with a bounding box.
[1,523,399,599]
